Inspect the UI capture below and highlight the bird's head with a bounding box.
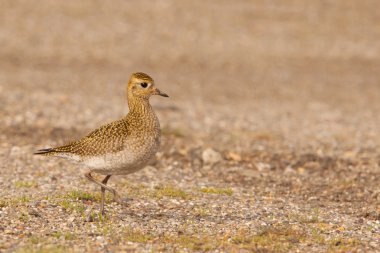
[127,72,168,100]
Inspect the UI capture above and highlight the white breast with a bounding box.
[83,137,159,175]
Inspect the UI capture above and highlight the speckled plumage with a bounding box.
[35,72,169,213]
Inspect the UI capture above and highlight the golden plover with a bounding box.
[35,72,168,214]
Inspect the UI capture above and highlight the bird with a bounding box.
[35,72,168,214]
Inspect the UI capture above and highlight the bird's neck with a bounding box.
[126,95,160,138]
[128,96,151,113]
[127,96,158,125]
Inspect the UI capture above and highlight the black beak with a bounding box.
[154,88,169,97]
[159,93,169,97]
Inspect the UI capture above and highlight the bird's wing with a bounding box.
[51,119,131,156]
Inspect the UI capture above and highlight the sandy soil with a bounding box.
[0,1,379,252]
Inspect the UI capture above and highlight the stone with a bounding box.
[202,148,222,164]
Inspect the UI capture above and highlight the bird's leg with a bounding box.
[100,175,111,214]
[101,175,121,202]
[84,172,121,212]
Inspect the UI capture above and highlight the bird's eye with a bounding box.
[140,82,148,88]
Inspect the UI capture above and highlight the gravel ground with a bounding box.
[1,1,379,252]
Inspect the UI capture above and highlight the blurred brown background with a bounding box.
[1,0,379,147]
[0,1,380,145]
[0,1,379,252]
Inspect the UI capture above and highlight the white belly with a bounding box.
[83,140,159,175]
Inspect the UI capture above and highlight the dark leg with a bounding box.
[85,172,121,213]
[100,175,111,214]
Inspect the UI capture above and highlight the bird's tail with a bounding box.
[34,144,74,156]
[34,148,56,155]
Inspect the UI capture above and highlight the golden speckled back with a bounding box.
[44,99,160,159]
